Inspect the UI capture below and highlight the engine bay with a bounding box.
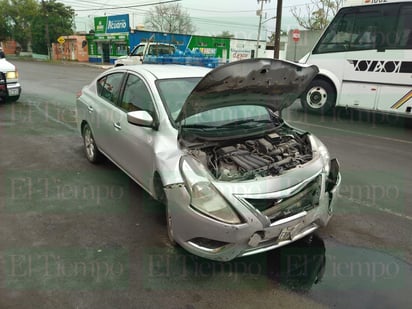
[189,129,313,181]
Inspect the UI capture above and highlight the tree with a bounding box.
[0,1,11,42]
[31,0,74,54]
[267,30,287,43]
[291,0,343,30]
[216,31,234,38]
[144,3,195,34]
[1,0,39,50]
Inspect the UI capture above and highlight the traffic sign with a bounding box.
[292,29,300,42]
[57,36,65,44]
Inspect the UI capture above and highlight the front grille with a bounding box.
[245,176,322,222]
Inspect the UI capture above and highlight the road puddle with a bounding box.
[263,234,411,308]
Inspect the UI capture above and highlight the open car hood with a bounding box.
[175,58,319,122]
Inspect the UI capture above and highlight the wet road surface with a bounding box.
[0,60,410,308]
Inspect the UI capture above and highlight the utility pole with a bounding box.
[273,0,282,59]
[42,0,51,60]
[256,0,270,58]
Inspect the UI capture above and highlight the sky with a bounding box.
[60,0,312,39]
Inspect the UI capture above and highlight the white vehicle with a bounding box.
[300,0,412,116]
[0,58,21,102]
[114,42,176,66]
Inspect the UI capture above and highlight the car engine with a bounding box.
[189,130,313,181]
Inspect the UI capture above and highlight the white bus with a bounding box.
[300,0,412,116]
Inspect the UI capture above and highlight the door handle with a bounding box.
[113,122,121,130]
[87,105,94,113]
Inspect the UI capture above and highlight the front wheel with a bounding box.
[301,79,336,114]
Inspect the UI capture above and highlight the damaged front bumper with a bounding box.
[165,159,341,261]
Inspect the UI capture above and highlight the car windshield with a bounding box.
[156,77,202,122]
[156,77,276,135]
[183,105,271,128]
[131,45,145,56]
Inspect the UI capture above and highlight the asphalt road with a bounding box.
[0,60,411,309]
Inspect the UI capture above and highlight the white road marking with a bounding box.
[342,196,412,221]
[290,120,412,145]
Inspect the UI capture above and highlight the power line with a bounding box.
[184,3,311,14]
[74,0,181,12]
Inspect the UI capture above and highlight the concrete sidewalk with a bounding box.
[6,55,114,70]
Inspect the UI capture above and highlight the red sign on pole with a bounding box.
[292,29,300,42]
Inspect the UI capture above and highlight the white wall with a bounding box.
[229,39,266,62]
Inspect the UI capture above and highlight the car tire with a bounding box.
[82,124,102,164]
[301,79,336,114]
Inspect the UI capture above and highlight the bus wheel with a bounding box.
[301,79,336,114]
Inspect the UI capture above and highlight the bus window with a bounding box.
[314,4,401,53]
[349,9,381,50]
[314,12,356,53]
[396,6,412,48]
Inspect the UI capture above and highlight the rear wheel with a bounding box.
[301,79,336,114]
[82,124,102,163]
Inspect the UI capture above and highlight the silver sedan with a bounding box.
[76,59,341,261]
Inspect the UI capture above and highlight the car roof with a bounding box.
[123,64,212,80]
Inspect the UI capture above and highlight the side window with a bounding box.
[351,5,400,51]
[314,11,356,53]
[147,44,174,56]
[97,73,124,104]
[395,5,412,49]
[349,9,382,50]
[120,74,155,115]
[313,4,399,53]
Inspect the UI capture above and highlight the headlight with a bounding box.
[180,156,242,224]
[310,135,330,174]
[6,71,18,79]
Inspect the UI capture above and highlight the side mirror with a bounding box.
[127,110,154,128]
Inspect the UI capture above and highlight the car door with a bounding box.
[91,72,126,160]
[109,73,158,192]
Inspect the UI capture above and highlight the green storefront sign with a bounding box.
[188,35,230,60]
[94,17,107,34]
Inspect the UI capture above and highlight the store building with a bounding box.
[52,35,89,62]
[87,14,130,64]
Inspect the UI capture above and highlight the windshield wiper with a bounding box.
[217,119,272,128]
[180,124,215,129]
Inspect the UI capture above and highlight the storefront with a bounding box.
[87,14,130,64]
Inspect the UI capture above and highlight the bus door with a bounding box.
[340,7,384,111]
[374,4,412,115]
[342,4,411,114]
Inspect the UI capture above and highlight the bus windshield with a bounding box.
[314,3,412,54]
